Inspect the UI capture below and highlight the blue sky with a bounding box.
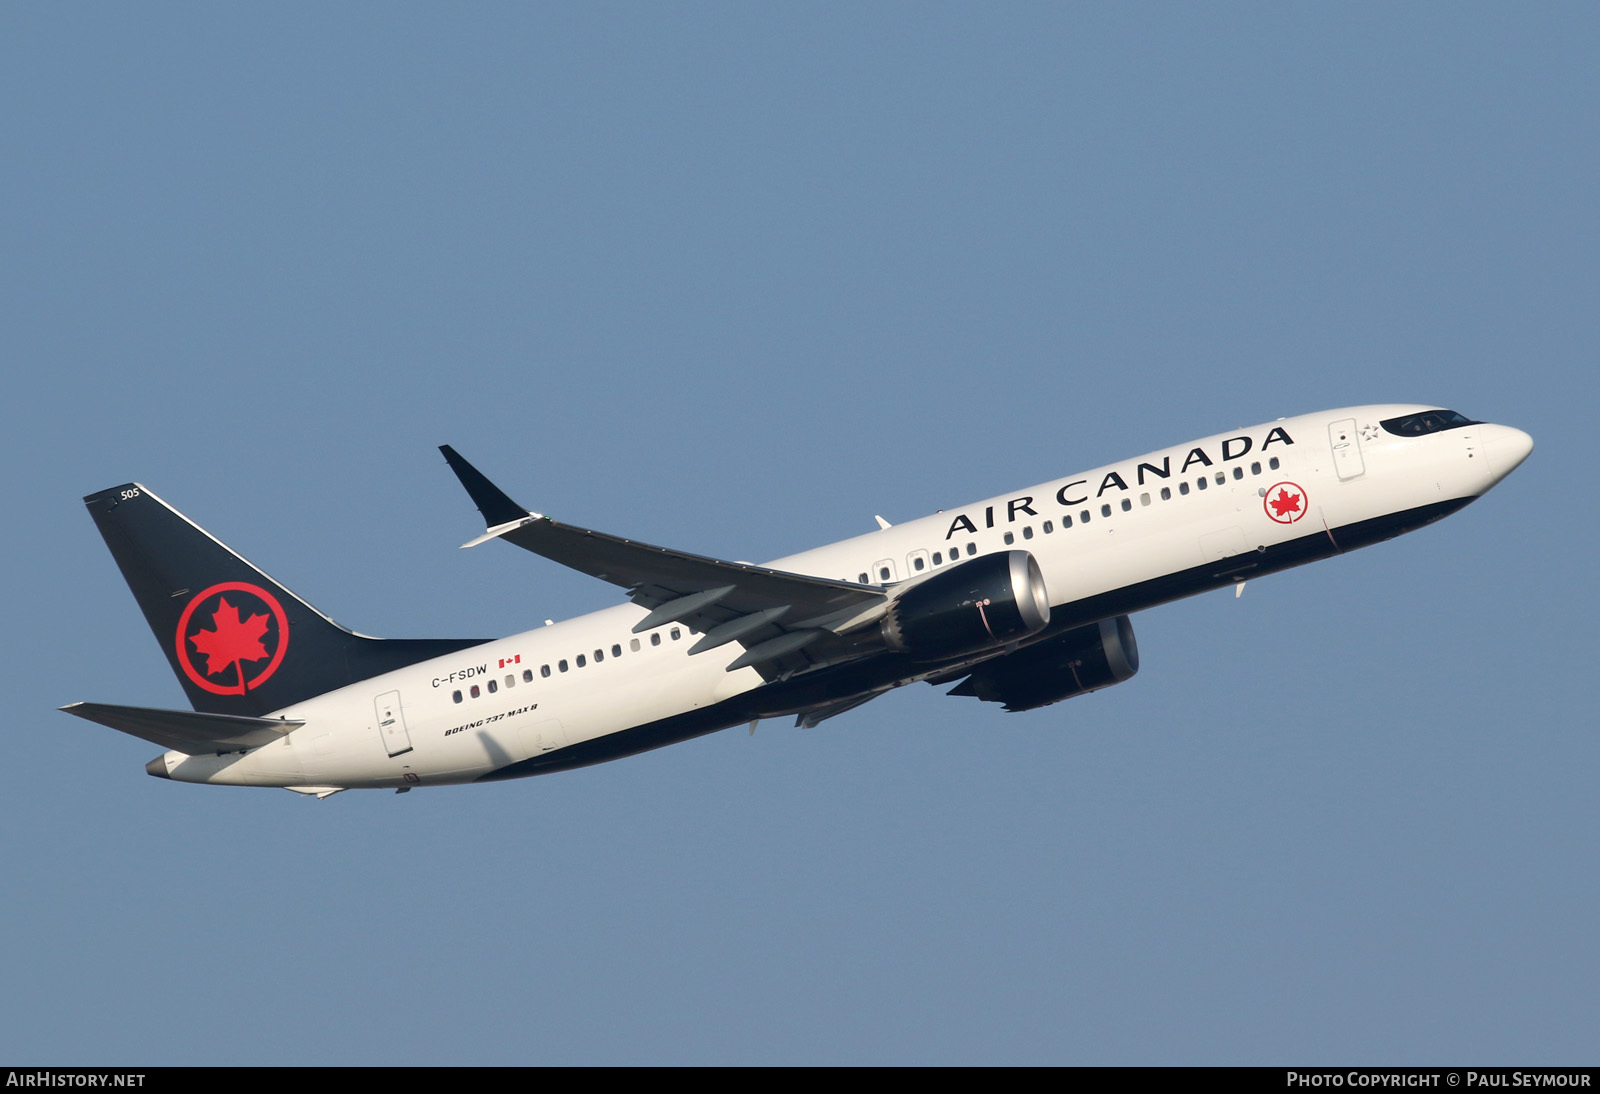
[3,4,1594,1064]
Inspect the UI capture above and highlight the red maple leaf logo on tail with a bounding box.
[1269,488,1302,518]
[188,597,273,686]
[174,582,290,696]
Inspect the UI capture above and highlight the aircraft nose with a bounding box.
[1484,424,1534,483]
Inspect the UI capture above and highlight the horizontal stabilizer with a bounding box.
[60,701,303,754]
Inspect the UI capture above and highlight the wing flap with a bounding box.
[631,586,736,633]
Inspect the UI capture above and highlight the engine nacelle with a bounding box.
[881,550,1051,662]
[947,615,1139,712]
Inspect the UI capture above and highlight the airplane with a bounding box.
[61,405,1532,797]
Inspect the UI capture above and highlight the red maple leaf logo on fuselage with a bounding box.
[188,596,273,685]
[1270,488,1302,518]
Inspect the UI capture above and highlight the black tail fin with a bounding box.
[84,484,486,716]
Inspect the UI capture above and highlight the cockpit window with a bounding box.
[1379,409,1480,437]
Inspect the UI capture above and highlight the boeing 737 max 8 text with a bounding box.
[61,405,1532,797]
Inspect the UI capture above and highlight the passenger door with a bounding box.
[374,691,413,758]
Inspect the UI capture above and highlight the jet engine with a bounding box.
[947,615,1139,712]
[881,550,1051,661]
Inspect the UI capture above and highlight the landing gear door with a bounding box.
[1329,418,1365,480]
[375,690,413,758]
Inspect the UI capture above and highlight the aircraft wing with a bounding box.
[440,447,888,675]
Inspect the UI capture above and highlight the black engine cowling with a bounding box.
[947,615,1139,712]
[881,550,1051,662]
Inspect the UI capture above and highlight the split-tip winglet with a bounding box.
[459,516,536,550]
[439,445,533,530]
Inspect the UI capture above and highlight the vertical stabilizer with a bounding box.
[83,484,485,716]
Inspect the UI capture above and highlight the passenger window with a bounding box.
[524,669,534,682]
[1063,514,1073,528]
[1215,472,1225,485]
[1101,504,1111,518]
[505,675,514,688]
[913,556,925,571]
[1197,477,1207,491]
[1160,487,1171,501]
[541,664,551,678]
[967,543,977,556]
[1140,493,1151,506]
[1233,466,1244,480]
[933,551,942,565]
[613,643,622,658]
[487,679,498,694]
[879,566,891,581]
[1269,456,1280,470]
[1120,498,1132,512]
[593,649,603,663]
[1179,481,1190,495]
[859,573,869,584]
[452,690,463,704]
[1022,526,1033,539]
[671,627,681,640]
[1003,532,1015,545]
[630,638,640,652]
[651,633,661,647]
[1251,461,1261,475]
[1043,520,1053,534]
[576,654,586,668]
[558,660,568,673]
[471,684,481,698]
[1080,510,1090,523]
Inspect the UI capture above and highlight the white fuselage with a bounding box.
[154,405,1531,792]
